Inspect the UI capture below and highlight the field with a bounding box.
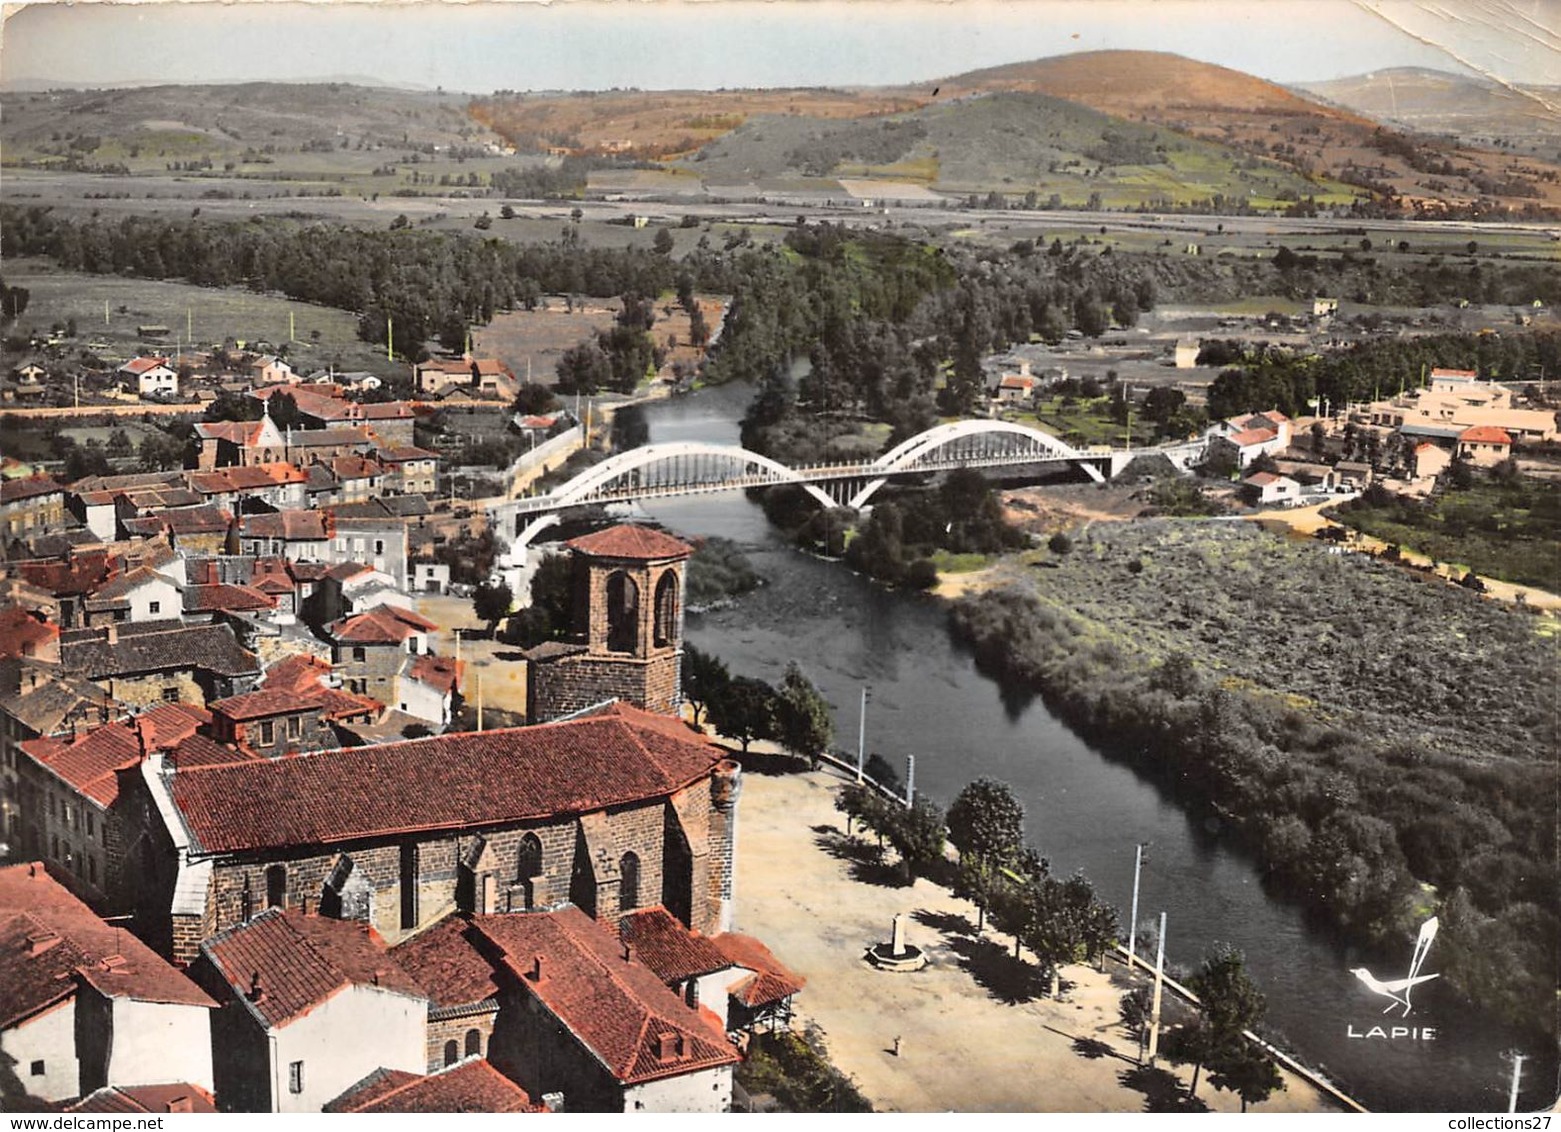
[472,300,621,387]
[1329,478,1561,592]
[5,258,399,376]
[1014,397,1159,448]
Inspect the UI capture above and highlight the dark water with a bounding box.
[632,382,1555,1113]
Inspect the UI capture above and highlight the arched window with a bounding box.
[464,1029,482,1058]
[605,571,639,654]
[443,1040,459,1067]
[653,571,679,648]
[619,851,641,912]
[265,865,286,910]
[517,834,543,880]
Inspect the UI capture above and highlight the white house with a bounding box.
[196,909,428,1113]
[1207,411,1293,469]
[83,565,182,626]
[0,863,216,1107]
[1241,471,1302,506]
[118,357,179,399]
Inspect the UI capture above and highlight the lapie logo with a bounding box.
[1346,917,1439,1041]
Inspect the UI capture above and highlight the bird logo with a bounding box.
[1351,917,1440,1017]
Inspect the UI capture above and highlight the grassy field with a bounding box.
[1330,478,1561,592]
[1017,397,1158,448]
[5,258,399,375]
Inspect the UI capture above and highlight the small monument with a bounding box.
[867,912,927,972]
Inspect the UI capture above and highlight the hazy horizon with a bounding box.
[3,0,1555,94]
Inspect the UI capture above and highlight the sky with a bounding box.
[1,0,1557,92]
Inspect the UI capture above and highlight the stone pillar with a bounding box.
[711,759,743,933]
[891,913,907,957]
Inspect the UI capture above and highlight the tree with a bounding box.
[1120,986,1154,1063]
[652,227,675,255]
[682,643,730,728]
[508,553,572,646]
[1208,1042,1285,1112]
[776,662,833,764]
[471,579,514,636]
[1048,531,1073,555]
[510,382,560,417]
[1022,876,1085,998]
[947,778,1025,865]
[1143,386,1186,425]
[884,795,946,882]
[709,675,778,752]
[1172,945,1269,1100]
[499,204,516,220]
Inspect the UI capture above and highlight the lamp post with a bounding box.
[856,686,869,784]
[1128,841,1150,971]
[1147,911,1167,1066]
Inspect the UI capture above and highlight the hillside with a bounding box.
[684,91,1360,209]
[929,51,1561,216]
[1297,68,1561,155]
[2,82,504,169]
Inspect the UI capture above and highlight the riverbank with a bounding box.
[732,763,1342,1113]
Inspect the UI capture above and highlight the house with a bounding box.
[205,689,340,757]
[1312,297,1339,318]
[0,658,115,851]
[619,905,803,1035]
[237,510,331,560]
[192,417,286,470]
[1335,461,1375,490]
[993,373,1036,404]
[0,605,61,664]
[376,447,440,496]
[324,603,437,705]
[118,357,178,399]
[186,463,308,512]
[308,562,414,626]
[1,476,68,542]
[1173,339,1200,369]
[469,907,740,1112]
[16,546,122,630]
[15,704,211,909]
[66,1083,219,1113]
[248,355,296,386]
[1205,411,1292,469]
[1410,442,1453,480]
[133,700,743,962]
[398,654,461,728]
[1240,471,1302,506]
[194,909,427,1113]
[326,1059,540,1113]
[326,506,411,589]
[0,862,216,1107]
[59,620,262,708]
[411,560,452,595]
[415,357,515,401]
[121,505,235,557]
[1457,426,1513,467]
[81,565,182,627]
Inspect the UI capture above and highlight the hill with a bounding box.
[683,90,1360,209]
[1297,68,1561,155]
[2,82,505,170]
[927,51,1561,216]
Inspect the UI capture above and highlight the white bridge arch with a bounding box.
[498,420,1121,549]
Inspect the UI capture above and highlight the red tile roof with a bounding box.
[390,917,502,1008]
[619,907,734,984]
[201,908,423,1030]
[209,689,318,722]
[376,446,440,463]
[1242,472,1283,486]
[1226,427,1279,448]
[239,510,329,540]
[0,863,216,1028]
[119,356,172,375]
[19,705,210,808]
[170,702,724,853]
[328,605,436,644]
[193,420,269,447]
[567,524,694,561]
[18,549,118,597]
[1431,368,1478,379]
[0,605,58,659]
[327,1060,539,1113]
[1,475,64,504]
[712,932,805,1008]
[407,654,461,695]
[472,907,739,1085]
[1459,425,1512,444]
[183,582,277,614]
[67,1084,219,1113]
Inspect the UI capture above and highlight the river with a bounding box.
[629,381,1552,1113]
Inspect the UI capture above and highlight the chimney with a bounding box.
[165,1097,194,1114]
[654,1031,684,1064]
[249,972,264,1002]
[528,954,544,983]
[622,942,633,964]
[104,621,118,646]
[26,930,62,957]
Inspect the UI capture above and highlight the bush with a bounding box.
[1048,531,1074,555]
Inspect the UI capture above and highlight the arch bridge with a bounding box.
[493,421,1206,549]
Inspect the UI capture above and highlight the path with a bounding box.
[733,767,1342,1113]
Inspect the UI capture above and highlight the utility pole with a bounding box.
[1146,911,1167,1065]
[1507,1052,1526,1114]
[1128,842,1148,971]
[856,686,868,783]
[387,316,394,362]
[475,670,484,733]
[904,754,915,807]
